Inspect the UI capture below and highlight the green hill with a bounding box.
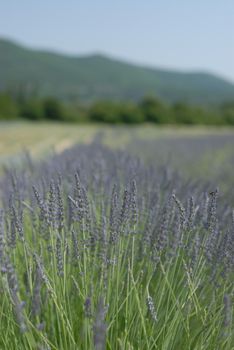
[0,38,234,105]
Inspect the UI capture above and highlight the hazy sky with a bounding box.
[1,0,234,82]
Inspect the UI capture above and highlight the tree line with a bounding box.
[0,91,234,125]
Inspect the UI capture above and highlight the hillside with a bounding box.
[0,38,234,105]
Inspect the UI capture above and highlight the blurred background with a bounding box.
[0,0,234,173]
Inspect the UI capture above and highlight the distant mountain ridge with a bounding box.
[0,38,234,105]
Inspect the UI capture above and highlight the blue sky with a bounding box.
[0,0,234,82]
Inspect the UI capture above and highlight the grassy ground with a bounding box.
[1,122,234,156]
[1,122,234,180]
[0,122,98,163]
[1,122,234,188]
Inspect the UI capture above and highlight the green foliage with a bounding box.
[1,38,234,105]
[118,103,144,123]
[1,227,233,349]
[20,100,44,120]
[63,103,88,123]
[0,141,234,349]
[43,97,64,121]
[0,90,234,125]
[173,102,194,124]
[89,101,120,123]
[0,93,19,120]
[139,96,172,123]
[90,102,144,124]
[221,102,234,125]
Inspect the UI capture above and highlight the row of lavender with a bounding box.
[0,140,233,349]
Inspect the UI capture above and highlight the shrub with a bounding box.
[0,142,233,349]
[43,97,64,121]
[0,93,19,120]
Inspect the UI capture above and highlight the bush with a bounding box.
[43,97,64,121]
[0,90,234,126]
[20,100,44,120]
[172,102,197,124]
[118,103,144,123]
[0,93,19,120]
[89,101,120,123]
[0,142,233,349]
[221,101,234,125]
[139,96,170,123]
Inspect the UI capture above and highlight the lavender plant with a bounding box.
[0,140,233,349]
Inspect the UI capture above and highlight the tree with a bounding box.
[221,101,234,125]
[43,97,64,121]
[89,101,120,123]
[139,96,170,123]
[20,100,44,120]
[118,103,144,124]
[172,102,196,124]
[0,93,18,120]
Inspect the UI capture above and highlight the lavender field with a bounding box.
[0,125,234,349]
